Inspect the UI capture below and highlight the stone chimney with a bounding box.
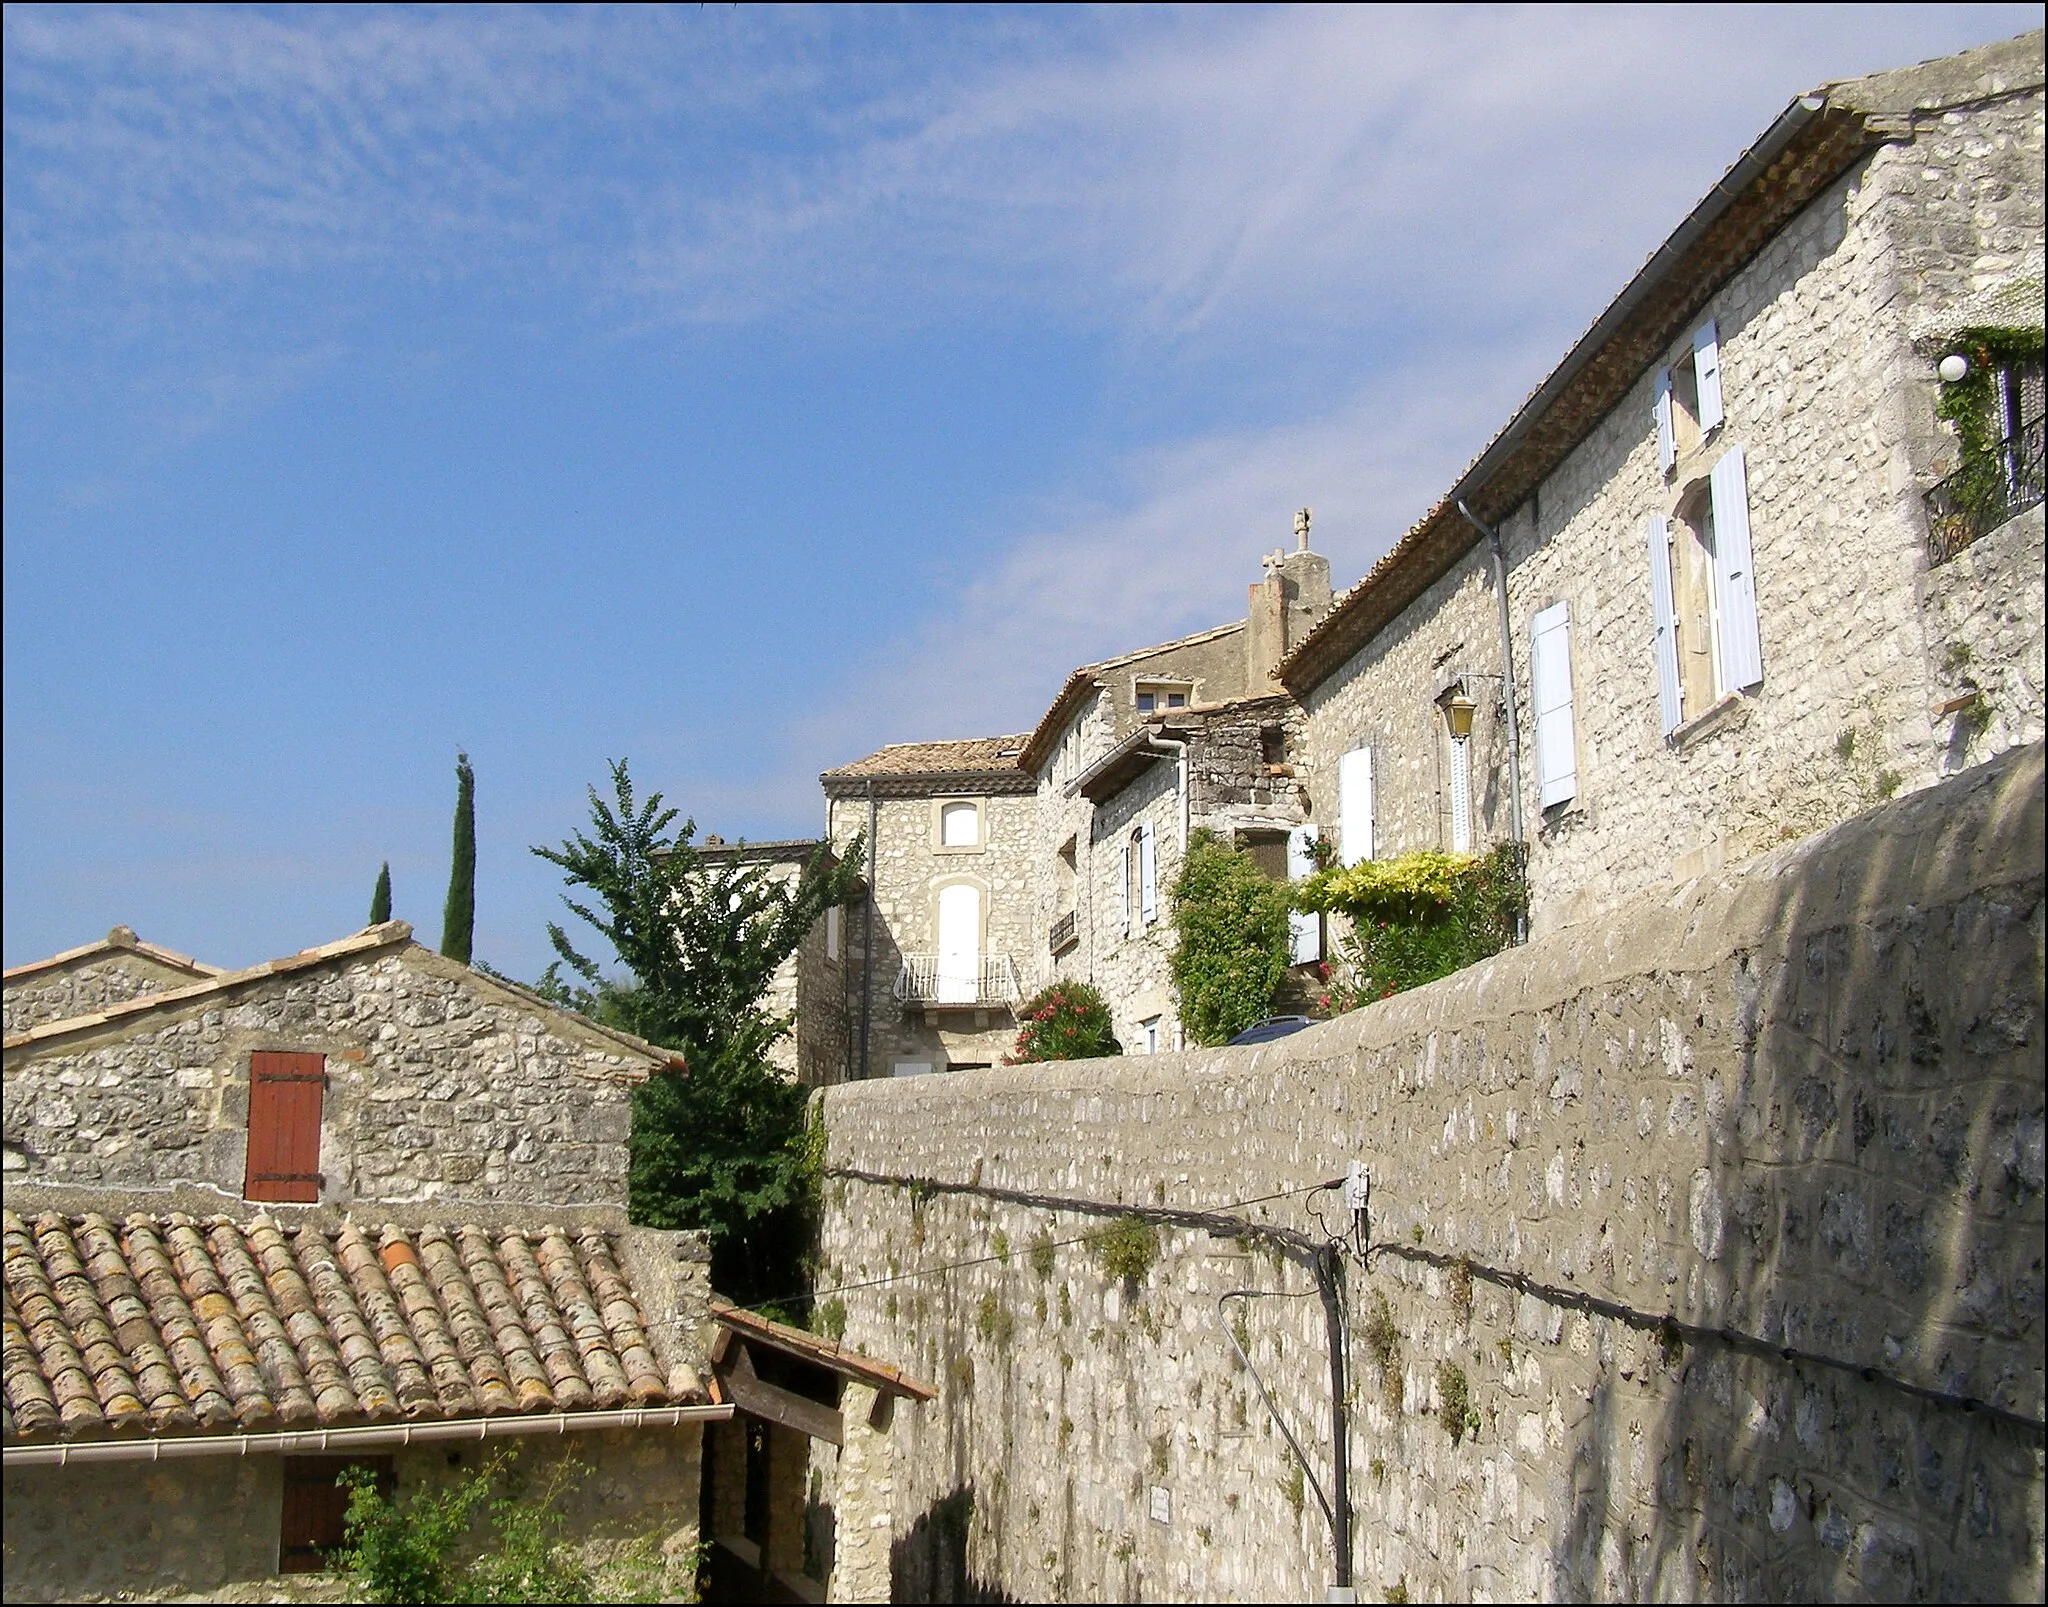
[1247,508,1333,687]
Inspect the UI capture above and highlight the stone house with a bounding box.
[4,925,224,1035]
[819,737,1039,1079]
[1278,29,2045,939]
[3,919,929,1603]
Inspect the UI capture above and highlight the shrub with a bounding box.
[1298,842,1526,1006]
[1168,830,1293,1046]
[1088,1215,1159,1285]
[1008,981,1121,1063]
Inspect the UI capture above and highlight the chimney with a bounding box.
[1247,509,1333,686]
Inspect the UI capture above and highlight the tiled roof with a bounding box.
[822,735,1031,782]
[4,927,224,984]
[1017,620,1248,775]
[2,1210,693,1442]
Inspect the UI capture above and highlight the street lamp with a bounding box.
[1443,690,1478,741]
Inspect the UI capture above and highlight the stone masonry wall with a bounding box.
[2,1424,706,1603]
[2,943,643,1214]
[5,950,211,1035]
[817,744,2045,1603]
[1917,505,2047,777]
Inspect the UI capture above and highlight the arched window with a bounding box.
[939,800,980,848]
[935,883,982,1003]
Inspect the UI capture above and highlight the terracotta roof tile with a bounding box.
[2,1210,689,1443]
[4,927,225,985]
[822,734,1032,781]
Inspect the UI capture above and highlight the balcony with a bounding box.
[1048,910,1079,956]
[1924,415,2044,565]
[894,954,1024,1010]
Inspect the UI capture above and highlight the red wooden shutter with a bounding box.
[281,1456,391,1572]
[245,1052,325,1203]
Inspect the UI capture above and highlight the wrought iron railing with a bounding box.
[1925,415,2045,564]
[894,954,1023,1008]
[1048,910,1078,956]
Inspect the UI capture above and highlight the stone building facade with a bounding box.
[3,923,663,1212]
[4,926,224,1035]
[821,738,1040,1079]
[1282,30,2046,939]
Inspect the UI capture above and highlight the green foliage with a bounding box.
[1028,1233,1056,1280]
[815,1297,846,1342]
[1934,328,2045,532]
[1364,1290,1403,1414]
[369,862,393,926]
[975,1291,1014,1346]
[1303,843,1526,1007]
[441,753,477,964]
[991,1228,1010,1264]
[532,759,864,1309]
[1167,830,1293,1046]
[1008,980,1121,1063]
[1088,1215,1159,1285]
[1437,1361,1480,1446]
[335,1450,664,1605]
[1279,1453,1306,1516]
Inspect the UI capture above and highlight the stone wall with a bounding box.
[2,941,646,1214]
[1,1425,707,1603]
[1085,756,1184,1051]
[815,744,2045,1603]
[1916,505,2047,777]
[5,944,214,1035]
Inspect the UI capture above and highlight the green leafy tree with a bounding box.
[1168,829,1292,1046]
[369,861,393,925]
[1007,981,1121,1063]
[1296,842,1526,1005]
[441,752,477,963]
[533,759,863,1308]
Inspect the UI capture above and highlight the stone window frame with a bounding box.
[929,795,987,855]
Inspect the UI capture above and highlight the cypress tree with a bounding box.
[440,752,476,964]
[369,862,392,925]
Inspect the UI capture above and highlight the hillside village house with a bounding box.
[1280,32,2045,937]
[3,921,928,1603]
[758,31,2043,1077]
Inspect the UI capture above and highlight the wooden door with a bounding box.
[280,1455,391,1572]
[245,1051,325,1203]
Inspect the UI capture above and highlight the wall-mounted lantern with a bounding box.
[1443,690,1478,741]
[1938,353,1970,383]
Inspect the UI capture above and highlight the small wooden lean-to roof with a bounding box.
[710,1299,936,1402]
[3,1209,700,1445]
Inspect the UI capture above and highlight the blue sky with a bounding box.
[5,3,2036,980]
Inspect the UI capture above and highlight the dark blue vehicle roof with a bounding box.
[1226,1015,1317,1046]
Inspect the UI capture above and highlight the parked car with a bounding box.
[1226,1015,1317,1046]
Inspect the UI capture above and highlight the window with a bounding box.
[891,1061,934,1078]
[1338,747,1374,866]
[281,1457,392,1572]
[1120,824,1157,936]
[1656,319,1725,473]
[1238,829,1289,882]
[1056,836,1078,912]
[824,904,841,962]
[1648,446,1763,736]
[935,882,982,1003]
[1530,602,1578,809]
[245,1051,325,1203]
[1135,681,1191,714]
[1140,1017,1161,1055]
[1259,725,1288,767]
[938,800,981,849]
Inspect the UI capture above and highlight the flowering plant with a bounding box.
[1007,981,1121,1064]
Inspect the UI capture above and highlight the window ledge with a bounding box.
[1669,692,1751,750]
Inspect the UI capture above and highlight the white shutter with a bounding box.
[1693,320,1724,433]
[1338,747,1374,867]
[1118,840,1131,937]
[1655,367,1676,472]
[1530,601,1578,809]
[1646,515,1683,735]
[1448,738,1473,853]
[1138,823,1157,925]
[1709,446,1763,690]
[1287,823,1321,963]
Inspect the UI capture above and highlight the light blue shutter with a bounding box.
[1709,446,1763,690]
[1693,320,1724,433]
[1118,840,1131,936]
[1530,601,1578,809]
[1338,747,1374,867]
[1655,368,1676,472]
[1646,515,1683,735]
[1287,824,1321,963]
[1138,823,1157,925]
